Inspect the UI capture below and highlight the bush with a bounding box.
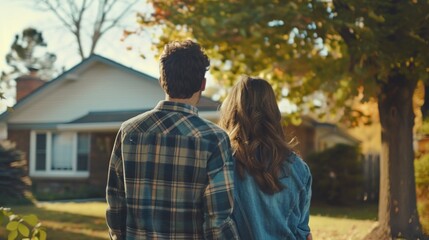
[306,144,364,205]
[0,141,34,205]
[415,154,429,191]
[415,154,429,234]
[0,207,46,240]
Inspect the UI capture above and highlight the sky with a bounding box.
[0,1,297,114]
[0,0,160,76]
[0,0,223,111]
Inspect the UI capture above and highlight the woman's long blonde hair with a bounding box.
[219,76,294,195]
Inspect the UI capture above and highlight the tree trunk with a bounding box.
[366,72,426,239]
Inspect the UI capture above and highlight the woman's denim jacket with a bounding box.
[232,152,312,240]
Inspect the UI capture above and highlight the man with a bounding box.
[106,40,239,240]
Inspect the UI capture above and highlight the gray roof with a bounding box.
[196,97,221,111]
[69,109,150,123]
[69,98,220,124]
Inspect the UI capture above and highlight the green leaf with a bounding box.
[18,223,30,237]
[6,221,19,231]
[8,230,18,240]
[32,228,39,237]
[38,230,47,240]
[0,211,4,225]
[23,215,39,227]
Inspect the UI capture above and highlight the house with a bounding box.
[285,116,361,158]
[0,54,220,198]
[0,54,362,199]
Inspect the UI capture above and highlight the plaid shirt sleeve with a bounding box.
[106,129,127,240]
[203,135,239,240]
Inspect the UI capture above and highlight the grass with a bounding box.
[0,201,109,240]
[0,201,379,240]
[310,216,376,240]
[310,202,378,240]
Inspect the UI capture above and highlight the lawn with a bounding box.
[310,203,378,240]
[0,201,378,240]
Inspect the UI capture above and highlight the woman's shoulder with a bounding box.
[286,151,312,177]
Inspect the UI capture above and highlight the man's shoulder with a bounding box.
[194,117,229,139]
[120,109,229,141]
[121,109,158,130]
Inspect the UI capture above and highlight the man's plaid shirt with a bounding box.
[106,101,239,240]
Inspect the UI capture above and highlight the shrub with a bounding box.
[0,141,34,205]
[0,207,46,240]
[306,144,364,205]
[415,154,429,191]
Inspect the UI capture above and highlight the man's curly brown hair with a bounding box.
[159,40,210,99]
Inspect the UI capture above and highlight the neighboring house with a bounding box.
[288,117,381,202]
[285,116,361,158]
[0,54,220,197]
[313,120,361,152]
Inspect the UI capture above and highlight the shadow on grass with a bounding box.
[2,200,380,239]
[0,204,108,240]
[310,201,378,221]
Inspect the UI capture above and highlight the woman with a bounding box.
[219,76,312,240]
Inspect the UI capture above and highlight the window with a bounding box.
[35,133,47,171]
[77,133,90,171]
[51,132,74,170]
[30,131,91,177]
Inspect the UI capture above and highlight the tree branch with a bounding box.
[89,0,138,55]
[37,0,74,32]
[100,0,139,35]
[34,0,137,59]
[74,0,90,58]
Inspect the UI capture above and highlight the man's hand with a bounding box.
[307,233,313,240]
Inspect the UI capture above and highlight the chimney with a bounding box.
[15,67,45,102]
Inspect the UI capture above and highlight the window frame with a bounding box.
[29,131,90,178]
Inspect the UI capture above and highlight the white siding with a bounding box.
[9,63,164,123]
[315,127,358,152]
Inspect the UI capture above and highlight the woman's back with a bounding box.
[218,76,312,239]
[233,152,312,240]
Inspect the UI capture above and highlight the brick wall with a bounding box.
[8,130,31,172]
[90,132,116,187]
[15,76,45,101]
[7,129,117,199]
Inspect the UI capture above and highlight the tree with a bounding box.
[1,28,57,81]
[34,0,139,60]
[138,0,429,239]
[1,28,57,107]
